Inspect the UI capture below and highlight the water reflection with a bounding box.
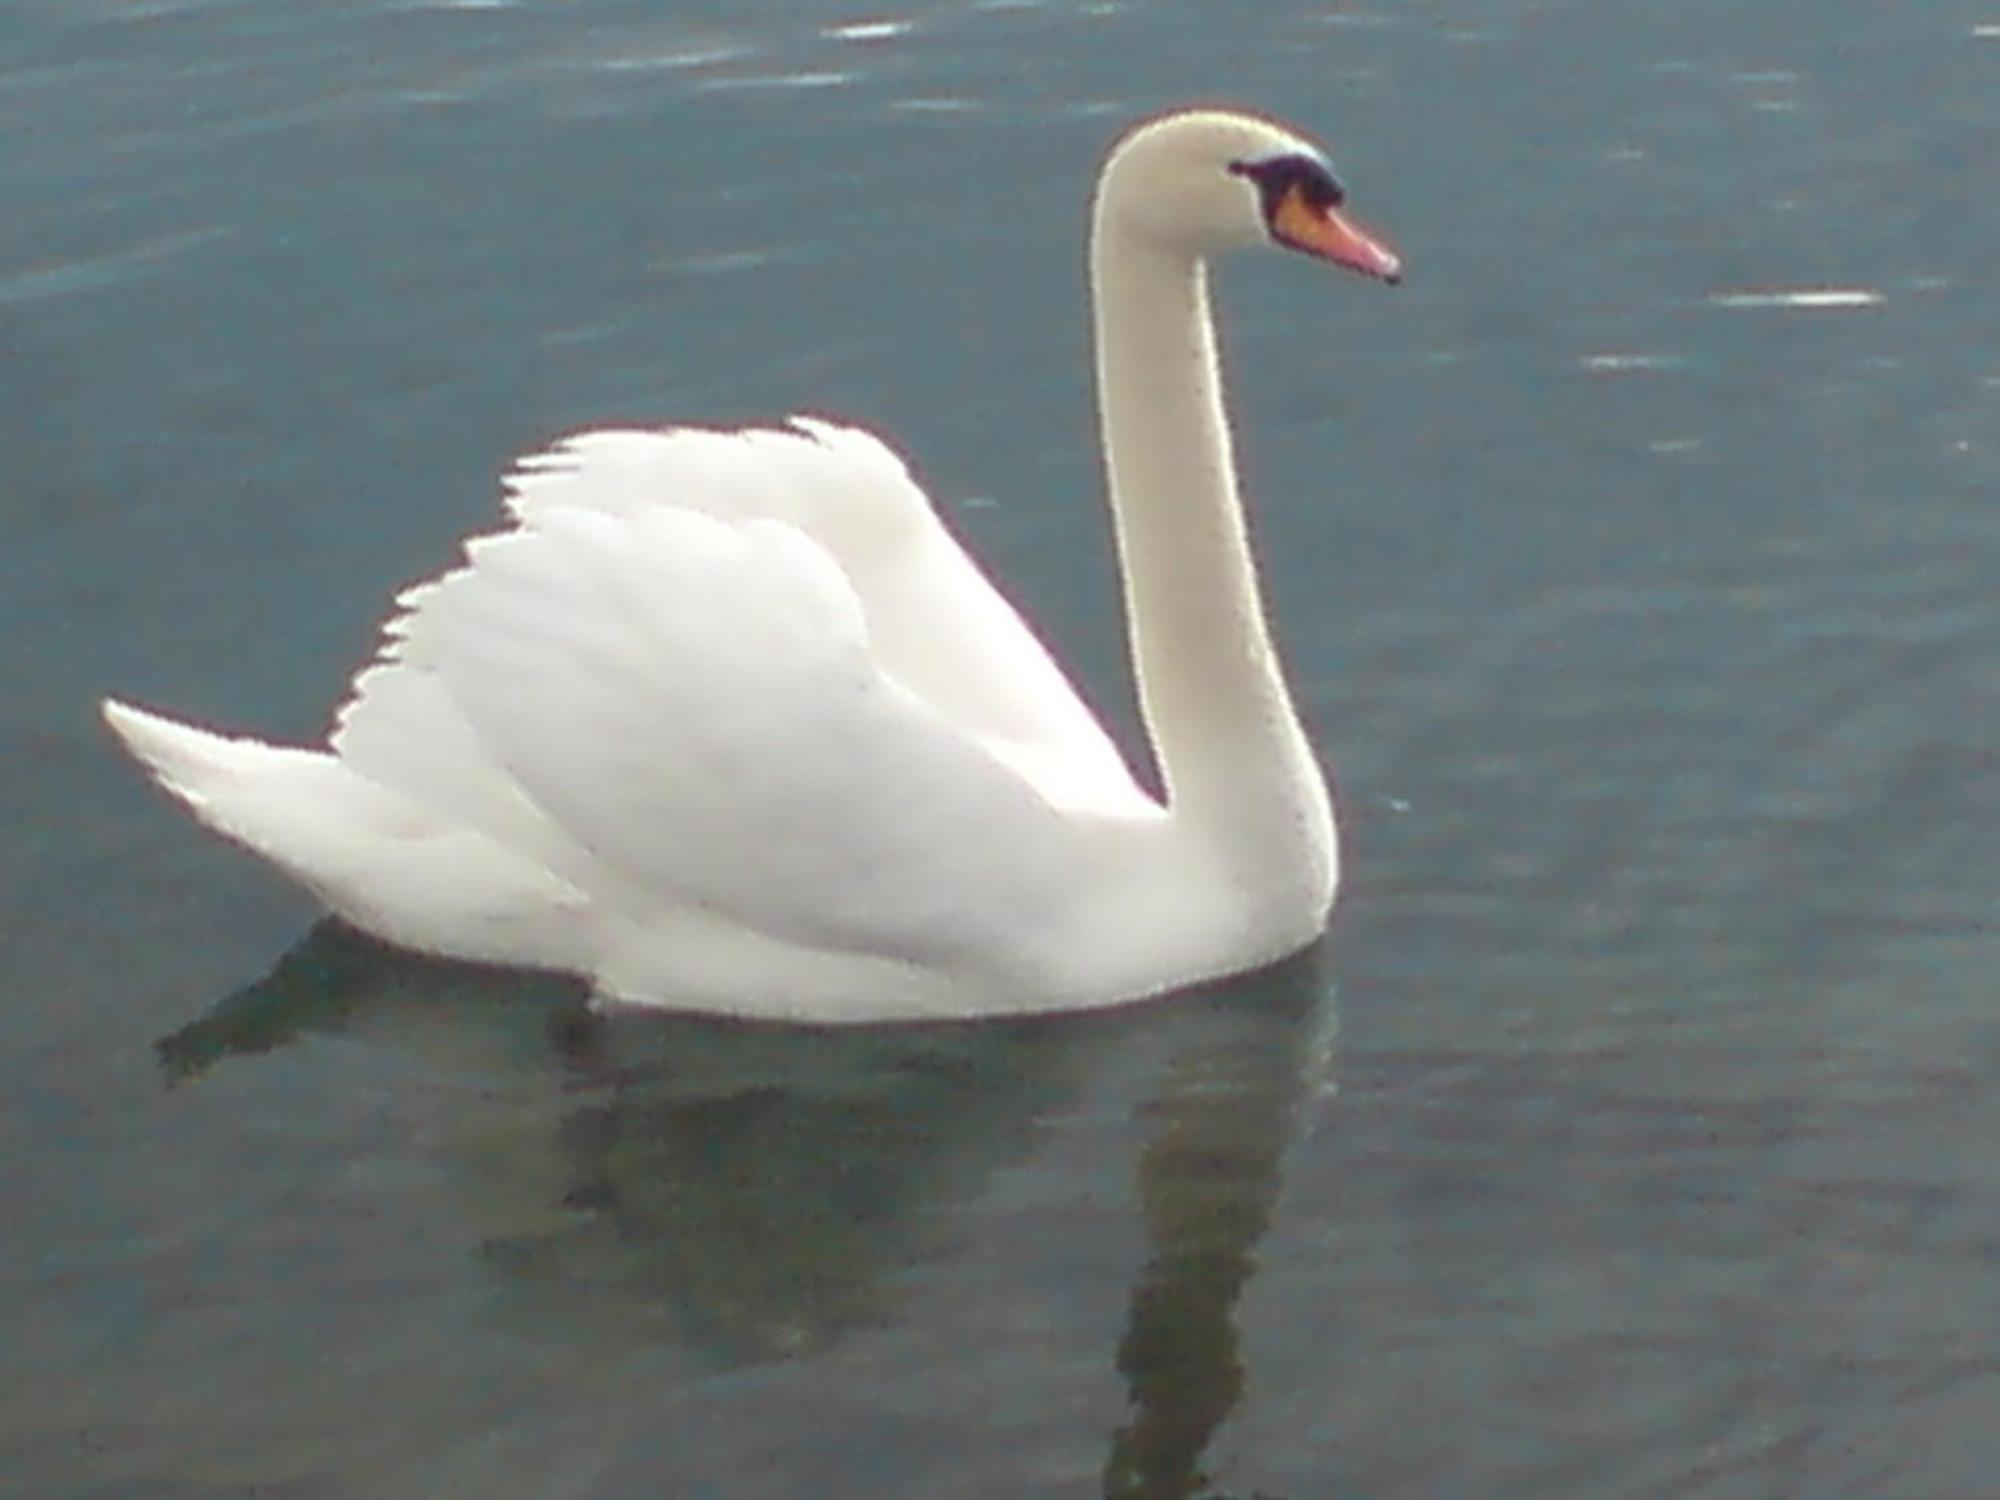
[157,925,1336,1498]
[1103,966,1333,1500]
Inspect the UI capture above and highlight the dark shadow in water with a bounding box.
[155,920,594,1086]
[1102,962,1330,1500]
[157,921,1336,1500]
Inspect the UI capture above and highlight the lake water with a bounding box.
[4,1,1996,1495]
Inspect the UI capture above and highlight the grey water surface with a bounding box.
[4,1,1997,1496]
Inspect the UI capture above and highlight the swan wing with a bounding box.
[481,421,1150,813]
[338,496,1113,976]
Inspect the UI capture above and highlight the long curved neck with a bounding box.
[1091,204,1334,900]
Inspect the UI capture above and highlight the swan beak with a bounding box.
[1272,186,1402,284]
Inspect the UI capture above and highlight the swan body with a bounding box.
[104,108,1400,1022]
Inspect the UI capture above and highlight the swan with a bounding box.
[102,107,1401,1022]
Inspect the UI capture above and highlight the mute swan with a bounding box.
[103,107,1401,1022]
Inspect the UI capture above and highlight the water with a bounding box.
[4,1,1996,1495]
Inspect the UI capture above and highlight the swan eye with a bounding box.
[1228,153,1347,216]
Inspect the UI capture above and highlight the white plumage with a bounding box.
[104,108,1401,1021]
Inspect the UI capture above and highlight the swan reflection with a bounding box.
[159,924,1336,1497]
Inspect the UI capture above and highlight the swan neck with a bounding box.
[1090,204,1333,900]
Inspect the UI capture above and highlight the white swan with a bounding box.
[103,107,1401,1022]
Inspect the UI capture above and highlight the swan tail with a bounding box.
[100,698,591,968]
[103,699,303,817]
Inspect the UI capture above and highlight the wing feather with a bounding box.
[415,503,1079,964]
[487,421,1149,812]
[325,418,1158,969]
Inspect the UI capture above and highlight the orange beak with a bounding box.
[1271,184,1402,284]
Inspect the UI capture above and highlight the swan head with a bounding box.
[1096,108,1401,284]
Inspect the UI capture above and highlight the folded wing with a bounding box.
[328,420,1156,972]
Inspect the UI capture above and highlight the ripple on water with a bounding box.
[668,249,781,277]
[822,20,915,43]
[890,96,985,114]
[1707,287,1886,310]
[1578,353,1682,374]
[0,228,232,308]
[695,70,854,94]
[588,45,756,75]
[1305,10,1398,29]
